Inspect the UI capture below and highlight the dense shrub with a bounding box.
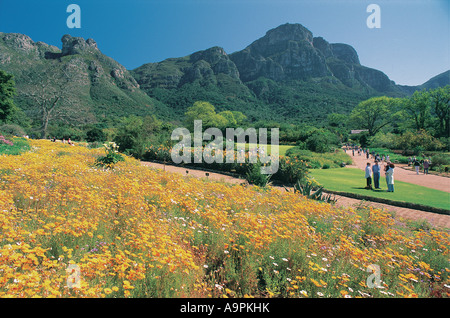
[0,123,26,137]
[286,147,352,169]
[48,125,85,141]
[305,129,339,153]
[245,163,272,187]
[86,127,106,142]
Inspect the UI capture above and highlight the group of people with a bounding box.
[50,137,75,146]
[408,156,431,175]
[365,160,395,192]
[349,145,390,162]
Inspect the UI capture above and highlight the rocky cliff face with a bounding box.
[230,24,331,82]
[134,23,402,95]
[132,46,241,90]
[61,34,99,56]
[131,22,449,122]
[0,32,60,66]
[228,23,394,93]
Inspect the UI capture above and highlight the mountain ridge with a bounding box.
[131,23,449,123]
[1,23,449,129]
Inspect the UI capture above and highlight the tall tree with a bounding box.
[402,89,432,131]
[429,86,450,138]
[20,63,82,138]
[0,70,17,122]
[349,96,399,136]
[184,101,227,130]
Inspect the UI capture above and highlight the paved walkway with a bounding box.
[141,161,450,230]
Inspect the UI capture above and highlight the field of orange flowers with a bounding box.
[0,138,448,298]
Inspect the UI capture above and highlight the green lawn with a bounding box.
[310,167,450,211]
[235,143,294,156]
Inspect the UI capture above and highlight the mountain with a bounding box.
[419,70,450,90]
[1,24,449,129]
[131,46,272,121]
[395,70,450,95]
[132,23,438,124]
[228,23,397,92]
[0,32,170,129]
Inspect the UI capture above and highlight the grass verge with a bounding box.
[310,168,450,212]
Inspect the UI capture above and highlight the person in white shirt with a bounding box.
[386,163,395,192]
[365,162,373,190]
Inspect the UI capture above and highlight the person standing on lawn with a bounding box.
[365,162,373,190]
[386,163,395,192]
[384,161,390,188]
[372,160,381,189]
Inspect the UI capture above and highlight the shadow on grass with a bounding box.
[351,187,388,193]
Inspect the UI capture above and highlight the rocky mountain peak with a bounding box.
[61,34,99,56]
[190,46,228,63]
[229,23,329,82]
[1,33,36,52]
[330,43,360,65]
[261,23,313,46]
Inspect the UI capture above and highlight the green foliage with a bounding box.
[429,85,450,138]
[305,129,339,153]
[85,127,106,142]
[0,69,18,122]
[184,101,246,131]
[245,163,272,187]
[47,125,85,141]
[292,179,337,203]
[394,130,444,154]
[349,96,402,136]
[368,132,397,149]
[95,142,125,169]
[0,136,30,155]
[0,123,26,137]
[402,89,433,131]
[114,115,163,158]
[286,148,352,169]
[429,153,450,171]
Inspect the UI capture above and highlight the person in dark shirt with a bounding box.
[372,161,381,189]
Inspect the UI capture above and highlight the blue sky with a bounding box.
[0,0,448,86]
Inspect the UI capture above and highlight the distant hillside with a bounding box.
[0,32,171,130]
[396,70,450,95]
[419,70,450,90]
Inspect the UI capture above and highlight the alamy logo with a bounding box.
[66,264,81,288]
[66,4,81,29]
[366,4,381,29]
[366,264,382,288]
[171,120,279,174]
